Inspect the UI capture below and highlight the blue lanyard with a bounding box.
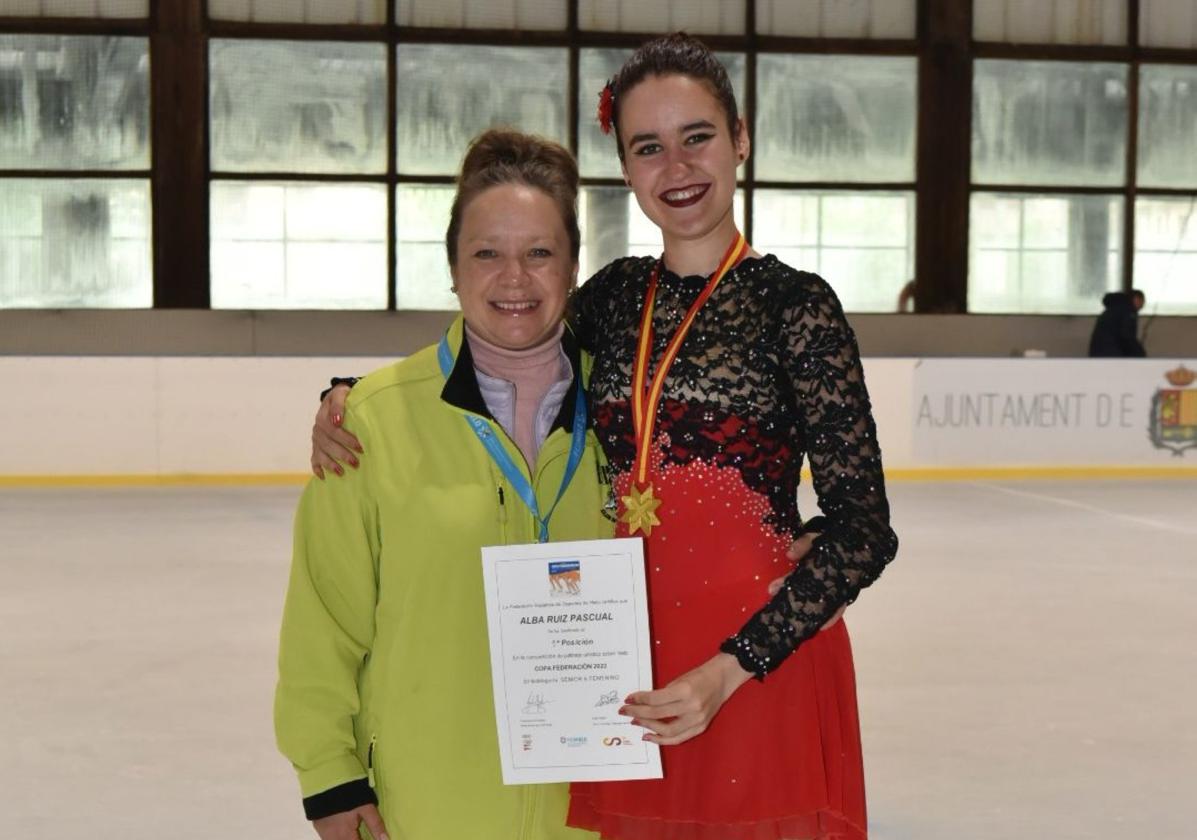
[439,334,588,543]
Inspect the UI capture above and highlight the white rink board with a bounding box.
[1,356,1195,476]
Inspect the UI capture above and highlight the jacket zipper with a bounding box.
[528,439,573,541]
[494,427,575,542]
[496,484,509,542]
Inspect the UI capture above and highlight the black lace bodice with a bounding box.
[570,255,898,678]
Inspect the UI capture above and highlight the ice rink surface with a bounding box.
[3,479,1195,839]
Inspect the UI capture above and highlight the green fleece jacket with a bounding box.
[275,317,611,839]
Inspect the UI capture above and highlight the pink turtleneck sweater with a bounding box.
[465,323,572,471]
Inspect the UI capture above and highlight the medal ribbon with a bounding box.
[629,232,749,488]
[439,334,588,543]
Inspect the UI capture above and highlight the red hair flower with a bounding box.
[597,82,615,135]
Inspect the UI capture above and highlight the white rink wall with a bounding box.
[1,356,393,478]
[1,356,1195,478]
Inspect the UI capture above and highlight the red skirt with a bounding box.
[568,459,867,840]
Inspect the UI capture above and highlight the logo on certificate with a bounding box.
[548,560,581,596]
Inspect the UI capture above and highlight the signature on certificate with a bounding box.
[522,693,552,715]
[595,690,621,707]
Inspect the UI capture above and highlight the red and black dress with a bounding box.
[566,255,898,840]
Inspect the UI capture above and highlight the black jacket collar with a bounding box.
[440,326,585,435]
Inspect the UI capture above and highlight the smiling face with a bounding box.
[451,183,577,350]
[618,73,749,265]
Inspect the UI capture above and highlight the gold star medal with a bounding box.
[620,482,663,536]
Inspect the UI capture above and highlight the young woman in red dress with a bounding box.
[560,33,897,840]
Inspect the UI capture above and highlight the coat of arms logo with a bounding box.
[1149,365,1197,456]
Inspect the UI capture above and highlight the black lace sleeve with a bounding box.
[721,272,898,678]
[568,259,624,354]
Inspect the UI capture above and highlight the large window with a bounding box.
[208,39,389,309]
[2,0,1196,316]
[1135,63,1197,313]
[969,60,1127,313]
[970,0,1197,315]
[0,34,151,307]
[394,44,568,308]
[755,54,917,311]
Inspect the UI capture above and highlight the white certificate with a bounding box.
[480,537,662,785]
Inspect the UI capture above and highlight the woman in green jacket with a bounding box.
[275,130,610,840]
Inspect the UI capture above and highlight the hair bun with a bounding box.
[445,129,581,266]
[461,129,533,179]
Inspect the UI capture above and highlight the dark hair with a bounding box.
[446,129,581,266]
[608,32,740,159]
[1130,288,1146,303]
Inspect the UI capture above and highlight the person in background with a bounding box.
[1089,289,1147,357]
[896,278,916,313]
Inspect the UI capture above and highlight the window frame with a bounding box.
[0,0,1195,313]
[0,16,155,307]
[970,0,1197,313]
